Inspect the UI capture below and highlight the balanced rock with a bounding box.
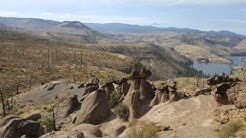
[123,78,154,119]
[76,89,111,125]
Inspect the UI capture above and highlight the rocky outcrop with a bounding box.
[40,123,102,138]
[207,75,240,86]
[227,81,246,109]
[150,84,169,106]
[26,113,41,121]
[101,79,116,97]
[84,78,99,95]
[64,95,81,117]
[123,69,155,119]
[213,108,246,124]
[207,75,241,106]
[71,123,102,137]
[0,115,44,138]
[75,89,111,125]
[40,131,84,138]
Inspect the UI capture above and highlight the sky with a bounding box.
[0,0,245,35]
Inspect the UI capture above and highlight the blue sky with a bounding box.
[0,0,246,35]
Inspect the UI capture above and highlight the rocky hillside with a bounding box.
[0,68,245,138]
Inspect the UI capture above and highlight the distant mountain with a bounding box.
[84,23,201,33]
[0,17,110,43]
[84,23,245,38]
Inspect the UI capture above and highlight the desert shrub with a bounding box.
[127,120,159,138]
[114,103,129,121]
[217,118,246,138]
[109,91,121,108]
[40,118,55,133]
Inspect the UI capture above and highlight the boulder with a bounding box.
[0,115,44,138]
[18,120,45,137]
[26,113,41,121]
[72,123,102,137]
[75,89,111,125]
[123,79,154,119]
[227,81,246,109]
[114,125,126,136]
[40,131,84,138]
[0,117,23,138]
[64,95,81,117]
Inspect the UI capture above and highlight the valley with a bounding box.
[0,16,245,138]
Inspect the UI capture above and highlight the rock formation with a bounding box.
[227,81,246,109]
[0,115,44,138]
[75,89,111,125]
[150,84,169,106]
[64,95,81,117]
[123,69,155,119]
[206,75,241,106]
[84,78,99,95]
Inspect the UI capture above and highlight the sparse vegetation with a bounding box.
[217,118,246,138]
[127,120,160,138]
[109,91,121,108]
[40,118,56,133]
[114,103,129,121]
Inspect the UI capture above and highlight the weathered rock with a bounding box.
[0,117,23,138]
[128,68,151,80]
[45,82,60,91]
[102,80,116,97]
[26,113,41,121]
[64,95,81,117]
[207,75,240,86]
[19,120,45,137]
[123,79,154,119]
[114,125,126,136]
[72,123,102,137]
[40,131,84,138]
[213,108,246,124]
[227,81,246,109]
[75,89,111,125]
[0,115,44,138]
[84,78,100,95]
[150,84,169,106]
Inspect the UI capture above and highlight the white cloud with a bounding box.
[0,10,19,17]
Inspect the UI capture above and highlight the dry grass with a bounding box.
[127,120,160,138]
[217,118,246,138]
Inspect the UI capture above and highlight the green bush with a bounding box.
[40,118,55,133]
[109,91,121,108]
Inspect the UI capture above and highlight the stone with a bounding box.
[26,113,41,121]
[72,123,102,137]
[64,95,81,117]
[227,81,246,109]
[123,79,154,119]
[114,125,126,136]
[76,89,111,125]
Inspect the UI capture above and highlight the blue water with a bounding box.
[192,56,246,75]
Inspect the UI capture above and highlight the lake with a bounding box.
[192,56,246,75]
